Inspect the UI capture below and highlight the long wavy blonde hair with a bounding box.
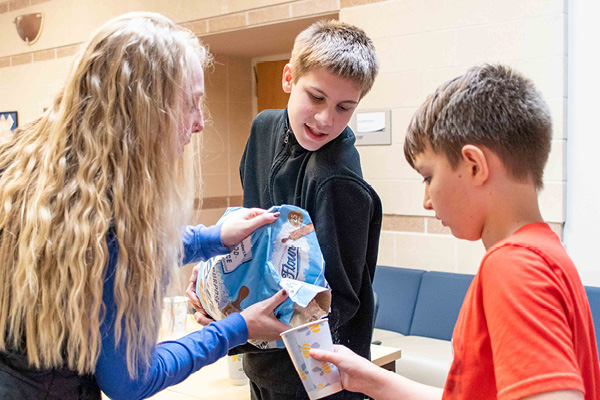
[0,12,209,377]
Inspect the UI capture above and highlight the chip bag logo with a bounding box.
[288,211,303,227]
[280,245,300,279]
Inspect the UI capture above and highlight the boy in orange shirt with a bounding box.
[311,64,600,400]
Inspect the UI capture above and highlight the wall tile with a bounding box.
[547,98,565,140]
[201,106,229,176]
[376,231,396,267]
[0,57,10,68]
[455,238,485,275]
[544,139,565,182]
[202,196,229,210]
[382,214,424,233]
[359,70,423,110]
[523,14,566,58]
[375,30,458,74]
[291,0,339,18]
[538,181,565,223]
[196,208,227,226]
[421,66,468,98]
[421,0,564,31]
[341,0,386,7]
[11,53,32,66]
[204,59,228,104]
[56,44,80,58]
[33,48,55,62]
[370,179,433,216]
[391,107,416,144]
[547,222,563,240]
[395,232,456,272]
[455,22,521,65]
[208,13,247,33]
[248,4,289,25]
[341,0,424,39]
[202,173,230,198]
[426,217,451,235]
[228,101,253,194]
[229,195,243,207]
[8,0,29,12]
[509,56,565,101]
[227,56,253,101]
[0,3,8,13]
[184,20,208,36]
[358,144,415,181]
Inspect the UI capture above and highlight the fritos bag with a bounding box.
[195,205,330,349]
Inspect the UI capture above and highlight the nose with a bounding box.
[314,107,333,128]
[192,112,204,134]
[423,187,433,210]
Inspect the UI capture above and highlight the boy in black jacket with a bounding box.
[238,20,382,400]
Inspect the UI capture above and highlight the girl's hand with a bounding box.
[185,264,215,325]
[220,208,279,248]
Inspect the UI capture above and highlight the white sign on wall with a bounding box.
[350,109,391,146]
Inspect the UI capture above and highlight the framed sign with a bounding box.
[350,109,391,146]
[0,111,18,131]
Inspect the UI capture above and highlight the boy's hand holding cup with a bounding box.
[280,318,343,399]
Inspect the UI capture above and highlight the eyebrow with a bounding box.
[308,86,359,105]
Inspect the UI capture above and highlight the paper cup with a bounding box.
[280,318,342,400]
[227,354,248,385]
[162,296,189,338]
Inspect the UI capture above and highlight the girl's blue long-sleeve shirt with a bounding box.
[95,224,248,400]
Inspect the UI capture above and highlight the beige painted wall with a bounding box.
[341,0,566,274]
[0,0,569,278]
[0,0,292,57]
[194,54,254,226]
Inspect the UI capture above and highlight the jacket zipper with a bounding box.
[268,129,292,205]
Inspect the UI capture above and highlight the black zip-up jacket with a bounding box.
[238,109,382,398]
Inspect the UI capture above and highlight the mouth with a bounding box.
[304,124,328,141]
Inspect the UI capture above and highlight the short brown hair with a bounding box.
[289,19,379,97]
[404,64,552,189]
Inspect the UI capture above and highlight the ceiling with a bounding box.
[199,13,338,58]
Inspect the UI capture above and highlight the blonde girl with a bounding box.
[0,12,288,400]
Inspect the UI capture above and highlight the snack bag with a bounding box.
[196,205,330,349]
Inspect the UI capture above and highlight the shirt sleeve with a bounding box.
[96,312,248,400]
[181,223,229,264]
[95,235,247,400]
[311,177,378,330]
[480,246,585,399]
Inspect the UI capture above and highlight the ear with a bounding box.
[282,63,293,94]
[461,145,489,185]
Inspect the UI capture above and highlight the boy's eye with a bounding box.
[422,176,431,184]
[309,93,324,102]
[337,105,350,112]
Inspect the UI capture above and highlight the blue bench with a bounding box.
[372,265,600,387]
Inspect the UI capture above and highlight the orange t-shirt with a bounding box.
[443,223,600,400]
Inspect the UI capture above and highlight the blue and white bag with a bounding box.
[196,205,330,349]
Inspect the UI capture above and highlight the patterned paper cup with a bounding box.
[227,354,248,386]
[162,296,188,339]
[280,318,343,399]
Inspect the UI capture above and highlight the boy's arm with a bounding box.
[310,345,442,400]
[310,176,381,329]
